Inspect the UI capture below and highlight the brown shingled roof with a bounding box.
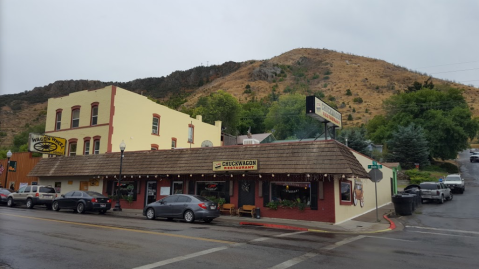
[28,140,370,178]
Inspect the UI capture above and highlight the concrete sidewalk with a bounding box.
[108,203,398,234]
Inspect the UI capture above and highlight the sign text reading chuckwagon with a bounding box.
[213,160,258,171]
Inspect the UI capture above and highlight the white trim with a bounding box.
[334,202,392,225]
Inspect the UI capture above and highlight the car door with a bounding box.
[71,191,83,207]
[441,183,451,198]
[19,186,31,204]
[155,195,178,217]
[171,196,190,217]
[11,186,26,203]
[60,191,75,208]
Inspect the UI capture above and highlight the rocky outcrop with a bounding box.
[250,62,282,82]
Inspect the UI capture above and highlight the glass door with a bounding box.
[172,181,184,194]
[145,181,157,206]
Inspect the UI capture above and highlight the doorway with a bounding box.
[172,181,184,194]
[80,181,89,191]
[238,180,255,208]
[145,181,157,206]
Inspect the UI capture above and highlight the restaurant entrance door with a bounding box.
[238,180,255,208]
[145,181,157,206]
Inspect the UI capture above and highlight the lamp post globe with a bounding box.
[113,141,126,211]
[4,150,12,189]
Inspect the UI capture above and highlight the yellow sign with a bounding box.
[213,160,258,171]
[89,178,100,186]
[28,133,67,156]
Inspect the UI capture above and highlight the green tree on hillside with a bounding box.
[265,94,323,140]
[192,90,242,135]
[386,123,430,169]
[337,128,370,155]
[237,100,269,135]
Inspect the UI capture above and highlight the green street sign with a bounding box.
[368,164,382,169]
[372,161,377,165]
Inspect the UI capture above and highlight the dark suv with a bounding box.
[7,185,57,209]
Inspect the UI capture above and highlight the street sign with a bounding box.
[372,161,377,165]
[367,164,382,169]
[369,168,383,183]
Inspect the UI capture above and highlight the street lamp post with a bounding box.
[4,150,12,189]
[345,138,348,147]
[113,141,126,211]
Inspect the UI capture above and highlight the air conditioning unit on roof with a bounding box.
[243,139,260,145]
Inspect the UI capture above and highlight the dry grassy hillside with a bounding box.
[185,48,479,127]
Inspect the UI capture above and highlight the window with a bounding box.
[340,181,352,205]
[55,110,62,130]
[72,192,83,197]
[91,104,98,126]
[177,196,191,203]
[40,187,56,193]
[84,140,90,155]
[64,191,75,197]
[171,138,177,148]
[196,181,229,203]
[24,186,31,193]
[71,108,80,128]
[161,195,179,203]
[68,139,78,156]
[116,181,138,201]
[152,114,160,135]
[32,186,38,192]
[93,139,100,154]
[188,124,194,144]
[173,181,183,194]
[270,182,311,206]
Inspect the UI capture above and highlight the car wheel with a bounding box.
[99,209,106,214]
[439,195,444,204]
[146,208,156,220]
[447,193,453,201]
[7,197,14,207]
[26,198,34,209]
[204,218,213,223]
[184,210,195,223]
[76,203,85,214]
[52,201,60,211]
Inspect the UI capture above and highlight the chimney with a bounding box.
[196,115,202,122]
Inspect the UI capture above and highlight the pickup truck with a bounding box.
[419,182,453,204]
[443,174,465,194]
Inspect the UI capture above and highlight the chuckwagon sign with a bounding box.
[306,96,342,128]
[213,160,258,171]
[28,133,67,156]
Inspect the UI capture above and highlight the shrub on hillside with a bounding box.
[405,170,437,184]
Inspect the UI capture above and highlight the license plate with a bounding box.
[210,205,216,210]
[100,204,106,208]
[43,195,52,198]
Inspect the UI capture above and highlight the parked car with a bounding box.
[443,174,465,194]
[143,194,220,223]
[470,152,479,162]
[7,185,57,209]
[419,182,453,204]
[0,188,12,204]
[52,191,111,214]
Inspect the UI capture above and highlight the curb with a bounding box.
[383,214,396,230]
[239,222,309,231]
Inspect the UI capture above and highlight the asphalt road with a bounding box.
[1,151,478,269]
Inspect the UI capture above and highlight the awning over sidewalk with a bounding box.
[28,140,370,179]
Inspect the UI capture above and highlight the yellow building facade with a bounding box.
[45,85,222,156]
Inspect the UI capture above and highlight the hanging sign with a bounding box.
[213,160,258,171]
[28,133,67,156]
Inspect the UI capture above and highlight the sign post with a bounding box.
[368,161,383,222]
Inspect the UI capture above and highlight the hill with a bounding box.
[1,48,478,147]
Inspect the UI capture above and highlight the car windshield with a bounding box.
[445,176,460,181]
[419,184,438,190]
[84,191,104,197]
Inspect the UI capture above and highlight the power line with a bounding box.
[430,67,479,75]
[414,60,479,69]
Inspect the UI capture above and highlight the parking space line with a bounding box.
[409,231,475,238]
[131,246,229,269]
[406,226,479,235]
[321,235,365,251]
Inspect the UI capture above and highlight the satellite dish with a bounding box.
[201,140,213,147]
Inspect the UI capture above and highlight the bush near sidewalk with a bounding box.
[405,170,437,184]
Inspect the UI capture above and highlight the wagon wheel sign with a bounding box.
[33,141,58,153]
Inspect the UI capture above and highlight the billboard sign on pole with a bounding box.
[306,96,342,128]
[28,133,67,156]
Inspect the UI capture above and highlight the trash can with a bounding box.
[392,194,414,216]
[404,184,422,207]
[255,207,261,219]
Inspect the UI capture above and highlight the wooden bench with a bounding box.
[237,205,256,218]
[219,204,236,216]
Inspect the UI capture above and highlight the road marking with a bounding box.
[406,226,479,235]
[275,231,307,237]
[409,231,475,238]
[0,213,233,245]
[321,235,365,250]
[364,235,413,242]
[252,231,308,242]
[131,246,229,269]
[268,252,318,269]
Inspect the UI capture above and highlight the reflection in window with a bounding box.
[69,142,77,156]
[270,182,311,206]
[55,111,62,130]
[341,182,351,202]
[72,109,80,128]
[91,106,98,125]
[84,140,90,155]
[94,140,100,154]
[152,117,159,134]
[116,181,137,201]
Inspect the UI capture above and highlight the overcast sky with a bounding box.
[1,0,478,95]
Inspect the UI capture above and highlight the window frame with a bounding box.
[269,181,311,207]
[171,138,177,149]
[93,136,101,155]
[151,144,159,150]
[55,109,63,131]
[152,113,160,136]
[71,106,81,128]
[83,137,91,155]
[90,102,99,126]
[340,180,353,205]
[68,138,78,156]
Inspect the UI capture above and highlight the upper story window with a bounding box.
[152,114,160,135]
[84,137,91,155]
[91,103,99,126]
[171,138,177,149]
[55,109,62,131]
[71,106,81,128]
[68,139,78,156]
[93,136,101,154]
[188,124,194,144]
[151,144,159,150]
